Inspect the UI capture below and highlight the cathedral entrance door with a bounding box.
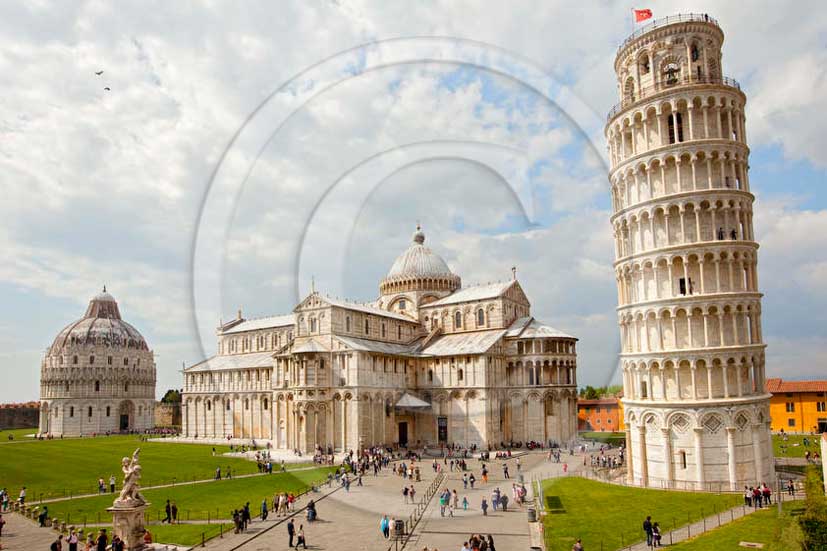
[398,422,408,447]
[437,416,448,443]
[119,414,129,431]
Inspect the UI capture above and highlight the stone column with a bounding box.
[625,428,634,483]
[638,423,648,487]
[693,427,705,490]
[662,427,674,489]
[752,424,765,483]
[726,427,737,490]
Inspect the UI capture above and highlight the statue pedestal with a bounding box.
[108,501,150,551]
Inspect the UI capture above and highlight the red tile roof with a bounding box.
[765,378,827,393]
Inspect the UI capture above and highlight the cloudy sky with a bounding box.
[2,1,826,403]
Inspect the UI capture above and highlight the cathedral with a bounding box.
[182,226,579,452]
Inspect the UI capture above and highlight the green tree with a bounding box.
[160,389,181,404]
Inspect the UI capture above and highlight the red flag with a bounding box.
[634,9,653,22]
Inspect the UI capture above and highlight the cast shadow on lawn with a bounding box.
[545,495,565,514]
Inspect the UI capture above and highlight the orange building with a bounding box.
[577,397,624,432]
[766,378,827,434]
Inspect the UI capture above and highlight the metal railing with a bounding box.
[607,75,741,122]
[386,472,445,551]
[617,14,720,57]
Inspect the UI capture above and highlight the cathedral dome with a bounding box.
[380,226,461,297]
[386,226,454,279]
[49,288,149,352]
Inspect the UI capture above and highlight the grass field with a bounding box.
[40,467,335,524]
[0,435,265,499]
[773,433,822,459]
[0,427,38,441]
[149,523,233,547]
[669,500,805,550]
[578,431,626,445]
[541,477,742,551]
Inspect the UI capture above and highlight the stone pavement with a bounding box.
[216,450,584,551]
[0,512,61,550]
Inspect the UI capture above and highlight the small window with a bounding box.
[226,401,231,411]
[89,355,95,364]
[428,369,434,383]
[310,318,317,332]
[365,319,369,334]
[106,406,110,417]
[124,358,128,366]
[73,355,78,364]
[817,402,826,412]
[786,402,795,413]
[454,312,462,329]
[264,398,269,410]
[70,406,74,417]
[320,359,325,369]
[346,316,351,332]
[245,399,249,410]
[397,326,402,340]
[87,406,93,418]
[94,380,100,392]
[788,418,796,427]
[399,299,406,310]
[458,369,464,381]
[477,309,484,327]
[124,383,128,392]
[207,400,211,411]
[381,323,386,338]
[107,356,112,365]
[680,450,687,469]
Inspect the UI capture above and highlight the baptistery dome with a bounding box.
[39,288,156,436]
[50,288,149,353]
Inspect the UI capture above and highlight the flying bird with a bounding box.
[95,70,104,76]
[103,87,111,91]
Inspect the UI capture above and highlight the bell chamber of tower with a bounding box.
[605,14,773,491]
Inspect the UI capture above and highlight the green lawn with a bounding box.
[578,431,626,445]
[669,500,805,550]
[0,427,38,441]
[542,477,742,551]
[41,467,335,525]
[773,433,822,459]
[0,435,263,499]
[149,523,232,546]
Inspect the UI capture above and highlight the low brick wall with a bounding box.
[154,402,181,428]
[0,406,39,430]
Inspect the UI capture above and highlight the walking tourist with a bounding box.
[296,524,308,549]
[643,516,653,547]
[380,515,390,539]
[109,475,116,493]
[287,518,295,547]
[481,497,488,516]
[67,528,79,551]
[50,534,64,551]
[571,538,583,551]
[96,528,108,551]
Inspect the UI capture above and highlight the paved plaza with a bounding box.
[204,450,581,551]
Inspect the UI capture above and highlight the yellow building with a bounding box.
[766,378,827,434]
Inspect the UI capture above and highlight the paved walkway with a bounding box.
[209,450,586,551]
[623,502,767,551]
[0,512,61,550]
[37,465,323,505]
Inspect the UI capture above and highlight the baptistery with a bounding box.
[39,288,156,436]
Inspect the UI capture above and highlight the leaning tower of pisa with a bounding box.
[606,14,772,490]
